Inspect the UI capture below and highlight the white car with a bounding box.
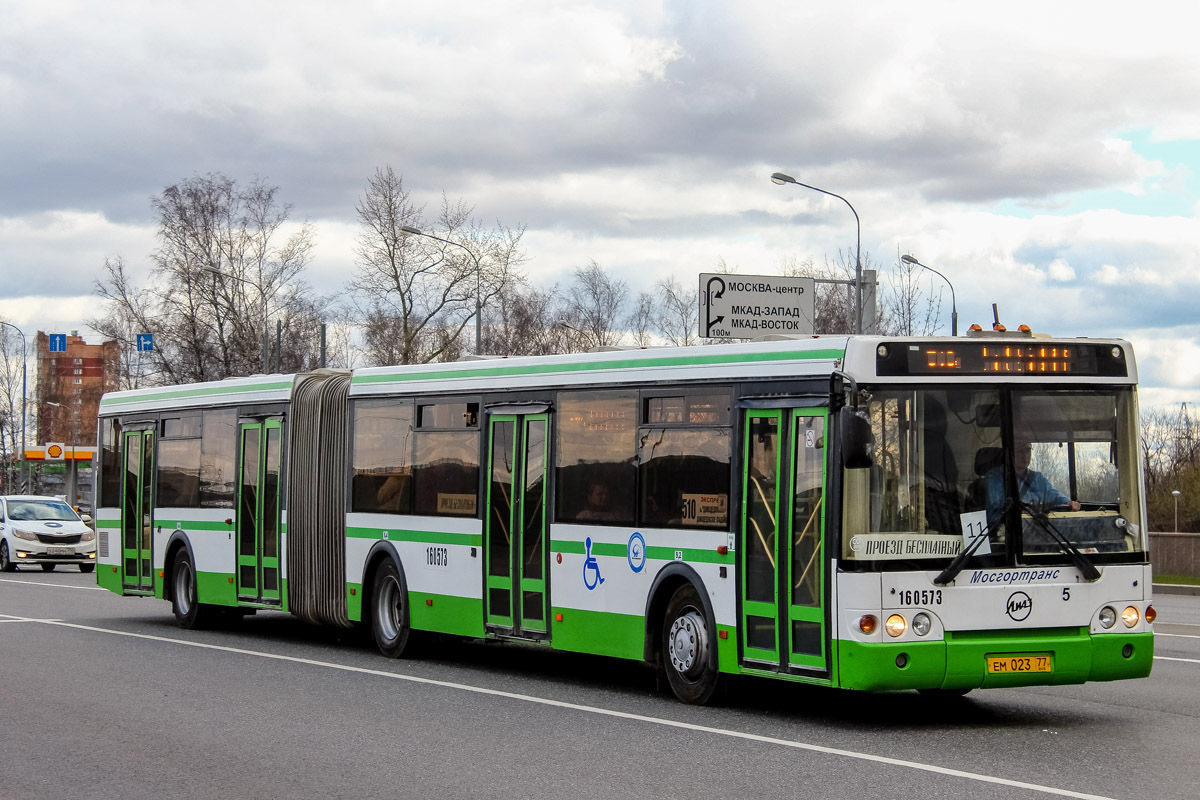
[0,495,97,573]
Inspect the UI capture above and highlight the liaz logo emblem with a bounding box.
[1006,591,1033,621]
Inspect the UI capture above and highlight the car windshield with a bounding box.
[7,499,80,522]
[841,386,1144,568]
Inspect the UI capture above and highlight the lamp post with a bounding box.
[0,321,27,492]
[202,265,270,373]
[771,172,862,334]
[400,225,483,355]
[900,254,958,336]
[1173,489,1181,532]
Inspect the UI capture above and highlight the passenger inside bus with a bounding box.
[922,398,962,535]
[576,482,621,522]
[984,439,1080,522]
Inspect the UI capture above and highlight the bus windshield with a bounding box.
[841,386,1145,569]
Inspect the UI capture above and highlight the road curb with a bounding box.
[1152,583,1200,596]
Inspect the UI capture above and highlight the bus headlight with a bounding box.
[885,614,907,637]
[1098,606,1117,629]
[912,612,932,636]
[1121,606,1140,628]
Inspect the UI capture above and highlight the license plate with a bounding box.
[47,546,74,556]
[986,653,1052,673]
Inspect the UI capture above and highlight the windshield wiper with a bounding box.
[1022,504,1101,582]
[934,499,1012,586]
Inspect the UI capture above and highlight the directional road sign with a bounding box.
[137,333,154,352]
[698,273,815,339]
[48,333,67,352]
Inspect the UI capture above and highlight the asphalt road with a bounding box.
[1,569,1196,800]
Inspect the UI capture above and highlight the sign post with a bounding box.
[698,273,816,339]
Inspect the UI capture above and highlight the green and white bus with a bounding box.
[94,333,1154,703]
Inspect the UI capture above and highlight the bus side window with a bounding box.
[556,390,637,525]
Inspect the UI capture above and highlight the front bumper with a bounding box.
[12,543,97,566]
[838,627,1154,691]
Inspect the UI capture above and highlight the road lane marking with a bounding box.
[1156,632,1200,639]
[1154,656,1200,664]
[0,614,1117,800]
[0,578,106,591]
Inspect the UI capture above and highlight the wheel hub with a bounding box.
[668,610,708,678]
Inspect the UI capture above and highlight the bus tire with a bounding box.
[662,583,719,705]
[171,550,216,629]
[371,559,413,658]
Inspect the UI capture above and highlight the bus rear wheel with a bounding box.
[371,559,413,658]
[662,583,719,705]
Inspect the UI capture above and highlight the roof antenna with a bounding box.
[991,303,1006,332]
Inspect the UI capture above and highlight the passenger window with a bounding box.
[556,391,637,525]
[199,409,237,508]
[352,400,415,514]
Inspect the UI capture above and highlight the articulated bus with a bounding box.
[94,333,1154,703]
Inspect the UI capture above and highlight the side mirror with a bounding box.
[839,407,874,469]
[81,513,93,524]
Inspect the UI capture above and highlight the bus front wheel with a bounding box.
[662,583,719,705]
[371,559,413,658]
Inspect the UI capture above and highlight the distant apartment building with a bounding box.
[36,332,121,448]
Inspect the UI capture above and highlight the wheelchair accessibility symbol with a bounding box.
[583,536,605,590]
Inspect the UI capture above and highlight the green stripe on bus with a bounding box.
[99,379,294,409]
[346,527,483,547]
[550,539,732,564]
[354,347,846,385]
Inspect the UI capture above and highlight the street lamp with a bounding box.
[202,265,270,373]
[0,321,27,492]
[1173,489,1181,532]
[771,171,862,334]
[45,400,79,505]
[901,254,958,336]
[400,225,484,355]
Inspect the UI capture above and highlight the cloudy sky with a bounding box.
[2,1,1197,409]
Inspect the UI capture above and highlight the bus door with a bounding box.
[235,418,283,605]
[120,428,155,593]
[740,408,828,672]
[484,412,549,637]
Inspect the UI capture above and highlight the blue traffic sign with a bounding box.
[136,333,154,352]
[48,334,66,352]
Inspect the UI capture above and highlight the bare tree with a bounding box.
[654,275,699,347]
[883,248,943,336]
[349,166,527,365]
[90,173,328,384]
[0,320,25,491]
[563,260,629,349]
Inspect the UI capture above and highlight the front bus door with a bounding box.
[235,418,283,605]
[484,413,549,637]
[740,408,828,672]
[121,428,155,593]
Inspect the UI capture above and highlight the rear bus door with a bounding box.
[235,418,283,605]
[740,408,828,673]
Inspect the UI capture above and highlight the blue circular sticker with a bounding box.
[627,532,646,573]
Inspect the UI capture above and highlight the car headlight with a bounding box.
[12,529,38,541]
[81,531,95,542]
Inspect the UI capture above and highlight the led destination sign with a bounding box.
[875,341,1127,378]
